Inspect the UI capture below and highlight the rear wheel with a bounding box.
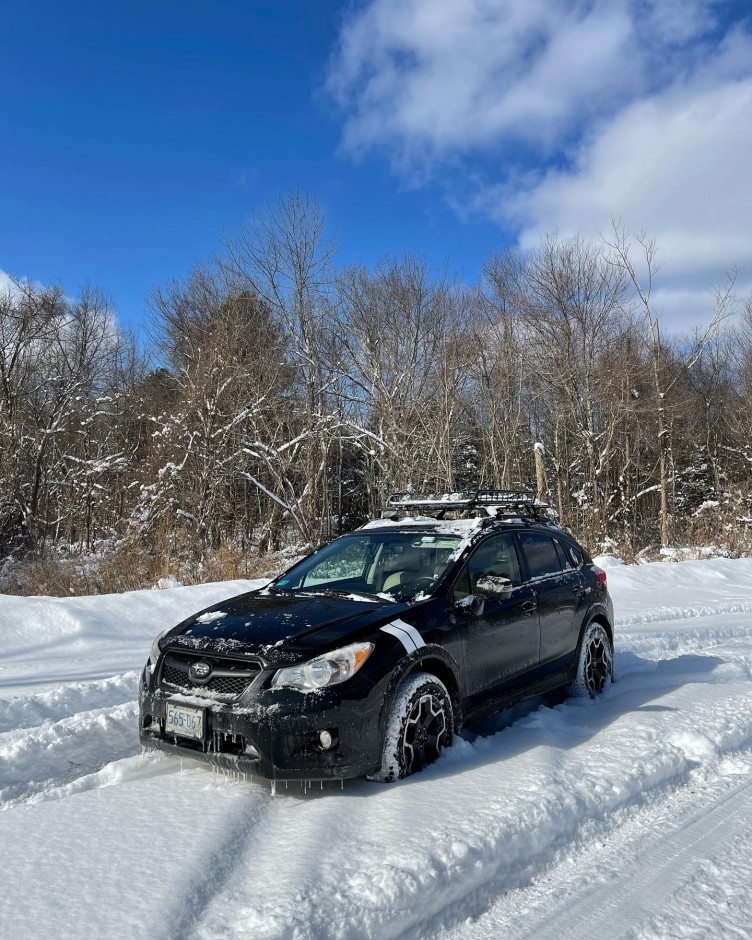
[372,672,453,782]
[571,622,613,698]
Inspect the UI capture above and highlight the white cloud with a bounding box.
[327,0,751,328]
[330,1,622,162]
[503,36,752,327]
[0,270,24,301]
[327,0,723,161]
[0,269,48,302]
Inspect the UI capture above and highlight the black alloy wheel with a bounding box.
[401,691,448,774]
[584,630,612,695]
[374,672,454,782]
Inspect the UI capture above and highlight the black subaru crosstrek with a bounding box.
[139,491,614,783]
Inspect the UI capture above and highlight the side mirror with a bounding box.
[475,575,513,600]
[454,594,486,617]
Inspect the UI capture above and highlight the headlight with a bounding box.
[271,642,374,691]
[148,628,170,670]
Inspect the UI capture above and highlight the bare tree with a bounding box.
[141,264,295,553]
[223,191,338,543]
[332,256,472,512]
[603,225,738,545]
[486,237,633,539]
[0,278,125,552]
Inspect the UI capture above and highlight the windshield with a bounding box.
[271,531,463,601]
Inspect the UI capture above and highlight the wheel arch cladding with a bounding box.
[408,655,461,726]
[590,613,613,646]
[378,645,461,736]
[579,609,613,647]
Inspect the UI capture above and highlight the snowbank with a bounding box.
[2,558,752,939]
[0,578,264,694]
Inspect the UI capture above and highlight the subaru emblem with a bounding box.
[190,661,212,682]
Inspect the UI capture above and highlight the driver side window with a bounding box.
[454,534,521,601]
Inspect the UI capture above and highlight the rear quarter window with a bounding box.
[562,542,584,567]
[518,532,563,579]
[553,539,575,570]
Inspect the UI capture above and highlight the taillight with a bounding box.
[593,566,607,587]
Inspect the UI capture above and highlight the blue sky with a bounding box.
[2,1,751,329]
[0,0,500,327]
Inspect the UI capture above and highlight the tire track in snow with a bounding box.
[160,780,274,940]
[16,750,185,808]
[432,752,752,940]
[0,671,139,734]
[614,623,752,689]
[616,600,752,628]
[185,652,752,940]
[509,770,752,940]
[189,779,377,940]
[0,701,141,807]
[618,625,752,659]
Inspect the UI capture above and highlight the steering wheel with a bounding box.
[407,577,437,593]
[384,576,437,599]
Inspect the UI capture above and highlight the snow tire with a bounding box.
[372,672,453,783]
[570,621,614,698]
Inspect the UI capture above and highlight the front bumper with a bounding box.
[138,665,386,781]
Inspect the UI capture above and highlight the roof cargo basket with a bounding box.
[383,488,549,520]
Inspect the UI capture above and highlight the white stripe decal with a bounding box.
[380,619,426,654]
[390,619,426,650]
[380,623,417,653]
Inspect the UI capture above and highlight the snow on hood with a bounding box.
[159,589,407,663]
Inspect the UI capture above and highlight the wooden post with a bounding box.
[534,441,549,503]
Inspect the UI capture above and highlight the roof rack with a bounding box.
[383,488,549,520]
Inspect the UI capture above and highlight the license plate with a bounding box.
[165,702,204,740]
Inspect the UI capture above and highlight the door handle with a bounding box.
[572,583,585,596]
[521,600,537,615]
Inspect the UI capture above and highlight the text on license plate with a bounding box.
[166,702,204,740]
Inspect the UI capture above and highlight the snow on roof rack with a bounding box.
[383,489,549,519]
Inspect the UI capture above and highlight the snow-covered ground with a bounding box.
[2,559,752,939]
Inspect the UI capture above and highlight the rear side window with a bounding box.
[518,532,563,579]
[553,539,574,570]
[563,542,583,567]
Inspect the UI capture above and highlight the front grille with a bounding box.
[160,652,261,699]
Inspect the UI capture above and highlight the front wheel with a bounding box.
[570,622,614,698]
[372,672,453,783]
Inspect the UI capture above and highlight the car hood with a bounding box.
[160,590,409,664]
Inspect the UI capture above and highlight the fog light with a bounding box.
[319,730,333,749]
